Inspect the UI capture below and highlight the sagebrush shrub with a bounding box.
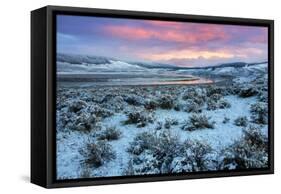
[144,99,158,110]
[127,132,156,155]
[238,84,258,98]
[174,104,180,111]
[124,109,154,127]
[206,95,230,110]
[221,125,268,170]
[80,140,116,167]
[184,99,203,113]
[206,86,225,97]
[257,91,268,102]
[170,140,216,172]
[96,126,121,141]
[250,102,268,124]
[71,112,96,132]
[126,130,181,174]
[164,118,179,129]
[182,88,206,106]
[101,95,125,112]
[182,114,215,131]
[124,94,144,106]
[234,116,248,127]
[68,100,87,113]
[218,99,231,109]
[155,121,163,130]
[158,95,174,109]
[88,104,113,118]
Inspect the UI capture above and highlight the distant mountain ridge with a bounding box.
[176,61,268,70]
[57,53,176,69]
[57,53,267,72]
[57,53,112,65]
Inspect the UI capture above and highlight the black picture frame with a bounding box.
[31,5,274,188]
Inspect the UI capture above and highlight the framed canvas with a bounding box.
[31,5,274,188]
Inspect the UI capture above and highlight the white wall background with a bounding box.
[0,0,279,193]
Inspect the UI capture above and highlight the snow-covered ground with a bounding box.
[55,54,268,179]
[56,65,269,179]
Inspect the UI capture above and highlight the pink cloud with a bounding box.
[103,23,229,44]
[250,34,268,44]
[145,20,184,29]
[104,26,154,40]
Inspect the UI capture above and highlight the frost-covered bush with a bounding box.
[148,130,181,173]
[206,95,231,110]
[250,102,268,124]
[182,88,206,106]
[99,94,115,103]
[218,98,231,109]
[170,140,217,172]
[221,125,268,170]
[174,101,188,111]
[243,125,268,148]
[164,118,179,129]
[85,126,217,175]
[125,153,161,175]
[96,126,121,141]
[127,132,156,155]
[80,140,116,167]
[255,76,268,102]
[238,84,258,98]
[144,99,158,110]
[128,129,180,158]
[57,111,72,130]
[88,105,113,119]
[184,99,203,113]
[222,116,230,124]
[206,100,218,111]
[68,100,87,113]
[126,130,181,174]
[155,121,163,130]
[206,85,225,97]
[101,95,125,112]
[182,114,215,131]
[209,93,223,101]
[158,95,174,109]
[71,112,96,132]
[173,103,181,111]
[234,116,248,127]
[124,94,144,106]
[257,91,268,102]
[124,108,154,127]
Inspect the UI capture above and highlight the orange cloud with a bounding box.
[142,49,235,61]
[139,47,264,61]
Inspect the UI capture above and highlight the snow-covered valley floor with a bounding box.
[56,75,269,180]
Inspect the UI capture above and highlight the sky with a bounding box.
[57,15,268,67]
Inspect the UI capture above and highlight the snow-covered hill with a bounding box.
[179,62,268,81]
[57,53,268,80]
[57,53,173,74]
[211,62,268,77]
[57,60,148,73]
